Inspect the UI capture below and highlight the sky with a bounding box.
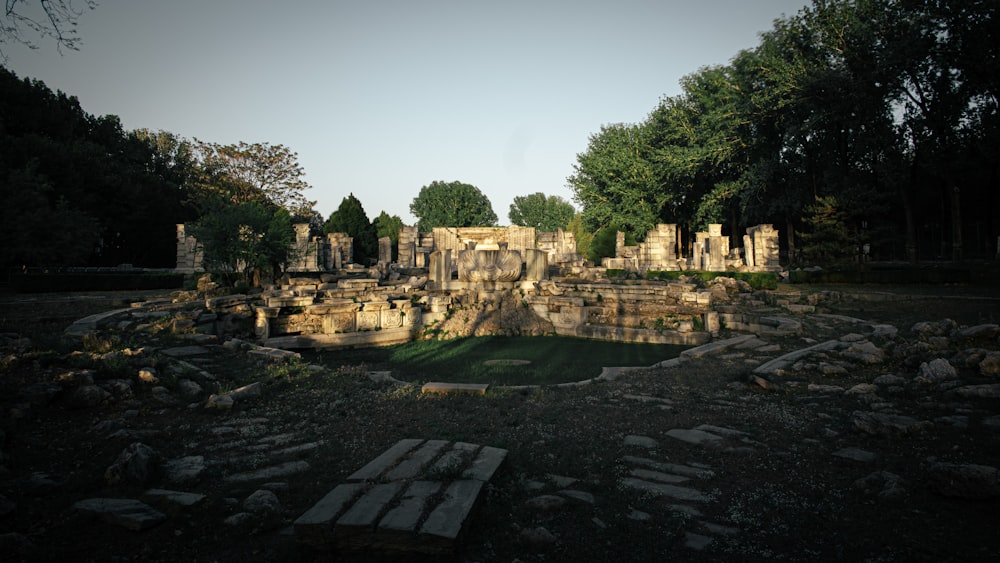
[5,0,810,226]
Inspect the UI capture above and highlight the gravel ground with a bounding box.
[0,284,998,562]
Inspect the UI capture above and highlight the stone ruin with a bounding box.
[603,223,780,274]
[176,221,781,350]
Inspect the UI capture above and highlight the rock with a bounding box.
[914,358,957,385]
[833,447,877,462]
[143,488,206,507]
[138,367,159,384]
[819,362,849,376]
[873,374,907,386]
[927,463,1000,499]
[852,411,932,436]
[870,324,898,339]
[954,384,1000,399]
[105,442,158,486]
[519,526,557,548]
[205,394,234,410]
[842,340,885,364]
[525,494,567,512]
[665,428,724,445]
[853,471,906,500]
[73,498,166,531]
[979,352,1000,377]
[845,383,879,395]
[953,324,1000,340]
[911,319,957,337]
[623,435,659,449]
[244,489,281,514]
[64,384,111,409]
[807,384,844,394]
[162,456,206,484]
[101,379,132,400]
[177,379,203,396]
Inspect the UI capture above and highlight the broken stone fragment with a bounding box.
[852,411,932,436]
[64,384,111,409]
[913,358,957,385]
[72,498,166,531]
[105,442,159,486]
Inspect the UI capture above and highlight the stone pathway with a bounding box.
[294,438,507,554]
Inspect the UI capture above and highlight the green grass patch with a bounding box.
[306,336,689,386]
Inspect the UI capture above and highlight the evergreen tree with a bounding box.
[324,194,378,265]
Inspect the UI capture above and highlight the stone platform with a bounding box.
[294,438,507,554]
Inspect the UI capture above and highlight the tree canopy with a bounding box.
[568,0,1000,263]
[0,66,196,268]
[508,192,575,231]
[190,141,313,214]
[409,180,498,231]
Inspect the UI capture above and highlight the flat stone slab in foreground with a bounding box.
[295,438,507,554]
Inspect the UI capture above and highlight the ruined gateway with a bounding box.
[176,223,781,350]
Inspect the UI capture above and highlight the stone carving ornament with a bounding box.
[458,249,522,282]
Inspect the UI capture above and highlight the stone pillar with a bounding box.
[707,224,724,272]
[615,231,626,258]
[692,241,703,270]
[398,225,418,268]
[429,250,451,287]
[378,236,392,266]
[743,234,755,268]
[524,249,548,281]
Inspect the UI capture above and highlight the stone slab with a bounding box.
[296,439,507,554]
[666,428,725,445]
[421,382,489,395]
[142,488,206,507]
[419,479,483,540]
[386,440,449,481]
[348,438,423,481]
[73,498,166,530]
[620,478,710,502]
[293,483,365,546]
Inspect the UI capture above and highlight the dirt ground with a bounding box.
[0,283,999,562]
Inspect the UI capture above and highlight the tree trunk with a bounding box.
[786,217,796,265]
[947,178,962,261]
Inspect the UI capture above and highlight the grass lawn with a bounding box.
[306,336,690,385]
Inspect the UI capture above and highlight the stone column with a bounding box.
[378,237,392,266]
[743,234,755,268]
[524,249,548,281]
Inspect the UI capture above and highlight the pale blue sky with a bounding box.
[6,0,809,225]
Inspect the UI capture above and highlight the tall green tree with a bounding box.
[373,211,404,261]
[188,201,294,287]
[567,123,661,243]
[191,141,313,213]
[409,180,497,231]
[324,194,378,265]
[508,192,575,231]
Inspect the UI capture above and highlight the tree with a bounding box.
[508,192,575,231]
[191,141,314,213]
[567,123,661,243]
[324,193,378,265]
[409,180,497,231]
[188,201,294,287]
[0,0,97,60]
[373,211,403,261]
